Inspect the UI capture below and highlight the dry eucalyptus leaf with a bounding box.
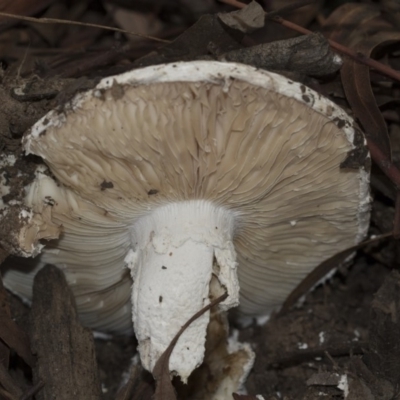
[153,293,228,400]
[324,3,400,161]
[280,234,391,314]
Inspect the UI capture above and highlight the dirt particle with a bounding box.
[44,196,55,206]
[325,106,334,117]
[110,80,124,100]
[340,129,369,169]
[92,88,106,101]
[147,189,159,195]
[333,117,346,129]
[100,180,114,190]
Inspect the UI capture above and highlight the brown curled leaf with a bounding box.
[341,57,391,160]
[153,293,228,400]
[324,3,400,161]
[341,29,400,161]
[279,233,393,315]
[324,3,381,47]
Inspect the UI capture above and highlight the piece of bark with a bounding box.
[221,33,342,77]
[30,265,102,400]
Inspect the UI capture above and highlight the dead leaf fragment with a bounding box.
[153,293,228,400]
[105,2,164,42]
[218,1,264,33]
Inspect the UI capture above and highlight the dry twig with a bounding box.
[0,12,169,43]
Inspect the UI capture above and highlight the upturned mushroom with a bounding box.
[2,61,370,382]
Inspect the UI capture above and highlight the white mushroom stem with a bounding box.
[124,200,240,382]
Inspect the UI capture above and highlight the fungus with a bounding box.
[2,61,370,383]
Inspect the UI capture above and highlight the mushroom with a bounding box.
[2,61,370,383]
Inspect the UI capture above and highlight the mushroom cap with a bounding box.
[7,61,369,331]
